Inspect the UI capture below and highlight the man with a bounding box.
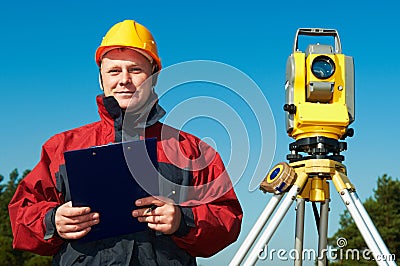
[9,19,242,265]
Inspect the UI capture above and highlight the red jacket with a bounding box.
[8,95,242,260]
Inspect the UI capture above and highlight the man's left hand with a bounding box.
[132,196,181,234]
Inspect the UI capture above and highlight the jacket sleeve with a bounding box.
[172,150,243,257]
[8,141,65,256]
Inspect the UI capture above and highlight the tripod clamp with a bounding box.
[287,136,348,163]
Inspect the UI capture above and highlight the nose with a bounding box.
[119,70,131,86]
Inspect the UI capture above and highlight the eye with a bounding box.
[128,67,143,73]
[107,68,122,74]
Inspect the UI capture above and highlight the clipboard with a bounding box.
[64,138,159,242]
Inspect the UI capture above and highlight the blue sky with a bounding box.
[1,1,400,265]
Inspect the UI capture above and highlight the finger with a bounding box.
[135,196,160,207]
[137,215,162,224]
[132,206,162,217]
[143,203,175,218]
[57,218,100,234]
[135,195,175,207]
[57,202,91,218]
[58,212,99,226]
[132,208,149,218]
[59,227,92,240]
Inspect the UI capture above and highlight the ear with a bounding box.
[151,62,160,87]
[98,70,104,91]
[151,72,159,88]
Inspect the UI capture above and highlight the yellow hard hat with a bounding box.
[95,20,161,71]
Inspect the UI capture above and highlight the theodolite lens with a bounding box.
[311,56,335,79]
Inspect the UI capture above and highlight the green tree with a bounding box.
[0,169,52,266]
[328,174,400,265]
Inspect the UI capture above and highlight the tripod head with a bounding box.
[287,135,351,162]
[284,28,355,162]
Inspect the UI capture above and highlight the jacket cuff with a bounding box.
[44,206,59,240]
[174,206,195,237]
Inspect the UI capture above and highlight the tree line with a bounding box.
[0,169,52,266]
[328,174,400,265]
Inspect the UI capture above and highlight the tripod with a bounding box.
[230,137,395,266]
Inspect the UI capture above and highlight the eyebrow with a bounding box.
[103,63,142,69]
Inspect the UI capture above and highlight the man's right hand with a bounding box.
[55,201,100,240]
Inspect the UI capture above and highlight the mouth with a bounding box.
[115,91,135,97]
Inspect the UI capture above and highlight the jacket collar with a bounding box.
[96,94,166,142]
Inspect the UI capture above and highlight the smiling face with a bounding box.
[100,48,153,110]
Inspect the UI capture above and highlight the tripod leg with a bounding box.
[229,193,284,266]
[317,198,329,266]
[242,183,302,266]
[311,202,320,233]
[349,191,396,265]
[294,198,305,266]
[333,171,395,266]
[338,189,390,265]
